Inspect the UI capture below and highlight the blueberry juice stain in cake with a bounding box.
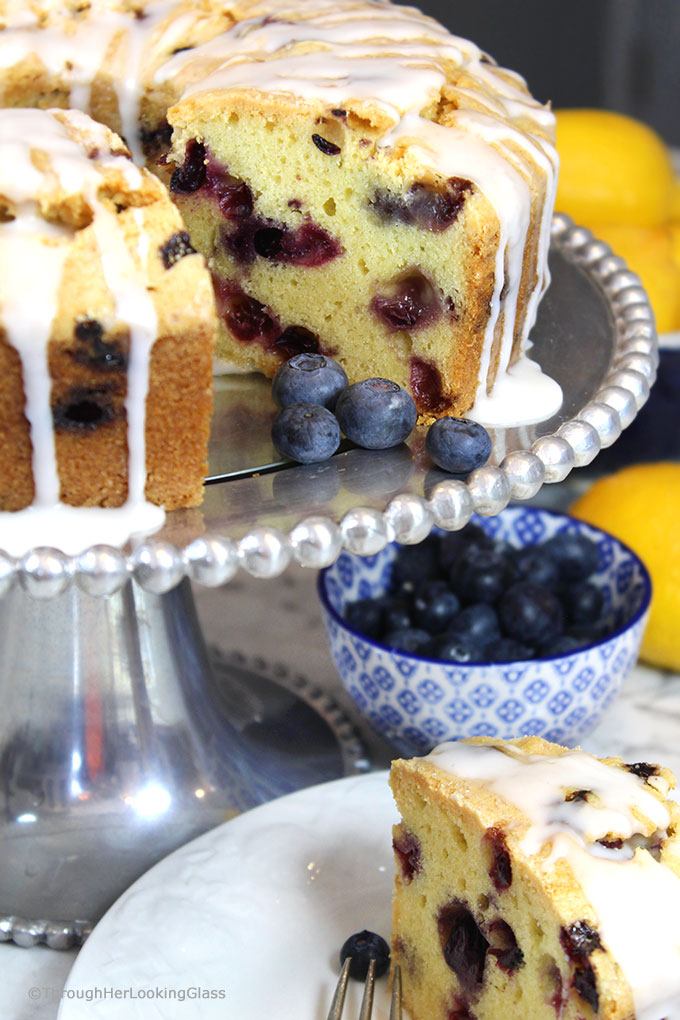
[173,142,346,364]
[171,143,343,270]
[437,902,489,995]
[211,276,333,360]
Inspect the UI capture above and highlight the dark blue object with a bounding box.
[379,596,413,634]
[511,546,560,589]
[427,632,484,662]
[498,581,565,645]
[271,353,348,409]
[450,546,513,604]
[562,581,605,625]
[425,416,492,474]
[345,598,385,639]
[447,603,501,645]
[412,581,460,633]
[546,633,592,656]
[384,627,431,653]
[484,636,534,662]
[334,378,417,449]
[543,532,600,582]
[340,930,391,981]
[271,402,341,463]
[391,535,442,588]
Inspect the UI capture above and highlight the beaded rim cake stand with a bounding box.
[0,214,658,945]
[0,215,657,598]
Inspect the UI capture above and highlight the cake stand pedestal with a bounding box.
[0,215,658,942]
[0,578,366,947]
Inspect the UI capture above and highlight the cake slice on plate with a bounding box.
[390,736,680,1020]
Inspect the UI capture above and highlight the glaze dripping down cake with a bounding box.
[0,0,561,424]
[0,107,215,539]
[390,737,680,1020]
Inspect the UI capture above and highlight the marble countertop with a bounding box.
[3,562,680,1019]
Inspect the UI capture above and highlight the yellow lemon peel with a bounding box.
[571,463,680,671]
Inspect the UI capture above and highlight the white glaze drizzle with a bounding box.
[0,108,164,555]
[0,0,562,423]
[0,0,179,163]
[425,741,680,1020]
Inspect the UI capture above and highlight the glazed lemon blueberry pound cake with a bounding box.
[0,107,215,535]
[0,0,561,422]
[390,737,680,1020]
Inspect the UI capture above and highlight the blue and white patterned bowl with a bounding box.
[318,505,651,757]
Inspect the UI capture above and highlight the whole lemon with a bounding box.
[670,222,680,274]
[555,109,675,228]
[570,463,680,671]
[592,224,680,334]
[671,178,680,223]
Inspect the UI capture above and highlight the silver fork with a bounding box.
[326,959,402,1020]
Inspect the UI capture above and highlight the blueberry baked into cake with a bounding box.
[390,736,680,1020]
[0,0,560,425]
[0,107,215,525]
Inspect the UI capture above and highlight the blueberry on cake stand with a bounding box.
[0,216,657,944]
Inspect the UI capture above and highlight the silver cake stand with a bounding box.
[0,215,658,946]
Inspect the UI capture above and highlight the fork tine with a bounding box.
[389,964,402,1020]
[357,958,376,1020]
[326,957,351,1020]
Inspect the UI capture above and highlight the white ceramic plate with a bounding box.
[59,772,400,1020]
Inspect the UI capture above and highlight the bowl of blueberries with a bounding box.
[318,505,651,757]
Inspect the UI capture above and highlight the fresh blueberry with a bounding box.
[425,416,492,474]
[542,633,591,657]
[510,546,560,589]
[438,531,468,571]
[378,595,412,634]
[492,538,516,559]
[542,532,600,582]
[427,632,484,662]
[340,930,391,981]
[391,535,441,589]
[484,637,534,662]
[271,353,348,409]
[345,598,383,639]
[447,603,501,645]
[271,402,340,463]
[459,523,495,551]
[498,581,565,646]
[334,378,417,449]
[412,581,460,634]
[450,546,513,604]
[561,581,605,624]
[384,627,431,653]
[564,623,606,648]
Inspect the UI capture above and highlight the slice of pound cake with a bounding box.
[390,736,680,1020]
[0,107,215,549]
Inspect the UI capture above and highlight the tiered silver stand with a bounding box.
[0,215,658,946]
